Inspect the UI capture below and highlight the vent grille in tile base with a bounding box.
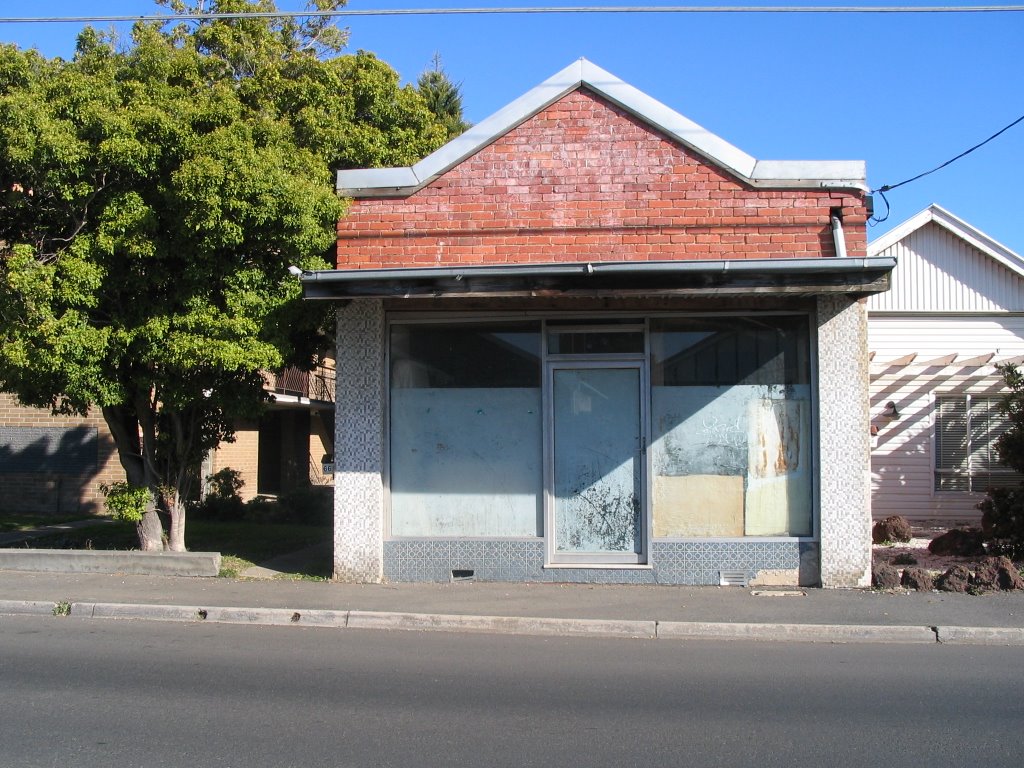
[719,570,749,587]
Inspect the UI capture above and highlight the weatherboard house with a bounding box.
[868,204,1024,522]
[302,59,894,587]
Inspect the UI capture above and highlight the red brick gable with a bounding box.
[336,88,867,269]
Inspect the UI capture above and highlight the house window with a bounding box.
[934,394,1019,492]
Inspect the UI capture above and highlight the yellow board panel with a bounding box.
[653,474,744,538]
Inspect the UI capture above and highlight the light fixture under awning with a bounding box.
[300,257,896,301]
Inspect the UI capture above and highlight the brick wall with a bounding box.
[211,421,260,501]
[337,88,867,268]
[309,410,334,487]
[0,393,124,515]
[209,410,334,501]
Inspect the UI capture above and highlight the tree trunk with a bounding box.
[137,505,165,551]
[102,403,167,551]
[167,499,187,553]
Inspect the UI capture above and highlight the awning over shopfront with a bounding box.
[301,256,896,301]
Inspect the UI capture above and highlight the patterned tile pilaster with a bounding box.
[333,300,385,582]
[816,296,872,587]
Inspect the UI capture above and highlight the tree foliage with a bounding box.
[978,363,1024,560]
[416,53,471,141]
[0,0,447,551]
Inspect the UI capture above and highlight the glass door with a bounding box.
[548,364,645,564]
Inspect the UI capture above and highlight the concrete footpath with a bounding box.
[2,569,1024,645]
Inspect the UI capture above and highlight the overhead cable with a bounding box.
[870,111,1024,223]
[3,5,1024,24]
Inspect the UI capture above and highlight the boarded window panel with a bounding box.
[390,387,542,537]
[0,426,98,475]
[650,316,812,538]
[744,398,812,536]
[653,475,744,537]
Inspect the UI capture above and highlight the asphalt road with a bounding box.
[1,616,1022,768]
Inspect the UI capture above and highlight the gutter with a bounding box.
[300,256,896,286]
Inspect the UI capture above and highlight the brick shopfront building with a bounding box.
[303,60,894,588]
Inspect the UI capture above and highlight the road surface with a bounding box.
[1,616,1021,767]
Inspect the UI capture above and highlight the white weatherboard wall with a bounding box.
[866,217,1024,314]
[867,209,1024,522]
[869,317,1024,521]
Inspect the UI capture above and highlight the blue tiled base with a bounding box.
[383,540,816,585]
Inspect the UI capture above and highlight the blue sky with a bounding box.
[4,1,1024,252]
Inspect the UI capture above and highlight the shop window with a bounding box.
[650,316,812,538]
[389,322,543,537]
[935,395,1019,492]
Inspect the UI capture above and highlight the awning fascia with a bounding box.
[300,257,896,301]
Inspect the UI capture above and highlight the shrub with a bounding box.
[189,468,246,521]
[977,363,1024,561]
[242,495,285,524]
[208,468,244,499]
[277,485,333,526]
[100,482,151,523]
[979,487,1024,560]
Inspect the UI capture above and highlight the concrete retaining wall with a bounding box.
[0,549,221,577]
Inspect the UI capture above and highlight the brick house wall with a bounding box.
[337,89,867,268]
[210,420,260,501]
[0,393,124,515]
[209,411,333,501]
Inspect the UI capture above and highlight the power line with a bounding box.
[871,111,1024,223]
[2,6,1024,24]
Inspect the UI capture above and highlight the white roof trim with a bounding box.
[337,58,866,197]
[867,203,1024,279]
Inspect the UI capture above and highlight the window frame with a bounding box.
[384,310,819,544]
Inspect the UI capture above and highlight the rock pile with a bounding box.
[872,557,1024,593]
[872,515,913,544]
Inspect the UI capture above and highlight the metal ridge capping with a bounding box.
[336,58,867,197]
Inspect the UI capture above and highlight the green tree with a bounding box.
[416,53,471,141]
[0,1,446,551]
[978,363,1024,559]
